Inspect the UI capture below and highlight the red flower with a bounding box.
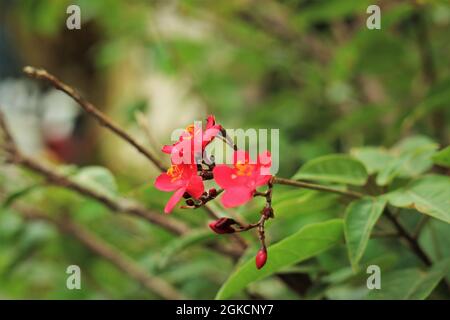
[154,164,204,213]
[213,150,272,208]
[162,115,221,165]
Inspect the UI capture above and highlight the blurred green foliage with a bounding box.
[1,0,449,300]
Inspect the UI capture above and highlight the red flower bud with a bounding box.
[183,192,191,199]
[208,217,236,234]
[255,248,267,269]
[209,188,217,197]
[262,207,274,218]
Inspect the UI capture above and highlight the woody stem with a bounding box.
[272,176,364,199]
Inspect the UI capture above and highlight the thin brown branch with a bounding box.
[22,66,249,250]
[23,66,168,172]
[413,216,430,240]
[272,176,364,199]
[273,173,433,268]
[15,152,190,235]
[16,205,185,300]
[384,209,432,266]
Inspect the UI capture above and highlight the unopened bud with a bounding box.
[186,199,195,206]
[183,192,191,199]
[255,248,267,269]
[262,207,274,218]
[209,188,217,197]
[208,217,236,234]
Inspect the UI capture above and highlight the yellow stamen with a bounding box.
[167,165,184,182]
[183,124,201,140]
[235,161,254,176]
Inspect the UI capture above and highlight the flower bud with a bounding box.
[186,199,195,206]
[208,188,217,197]
[183,192,191,199]
[208,217,236,234]
[255,248,267,269]
[262,207,274,218]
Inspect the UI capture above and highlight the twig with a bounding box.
[16,205,185,299]
[181,189,224,209]
[413,216,430,240]
[23,66,168,172]
[135,111,167,165]
[13,151,190,235]
[276,174,434,268]
[272,177,364,199]
[23,66,249,250]
[384,209,432,266]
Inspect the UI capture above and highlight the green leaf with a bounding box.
[215,219,344,299]
[2,184,43,208]
[386,175,450,224]
[72,166,118,199]
[350,147,394,175]
[402,77,450,131]
[376,136,438,186]
[293,154,368,186]
[433,146,450,168]
[344,197,386,271]
[393,136,438,177]
[295,0,372,30]
[158,230,216,268]
[367,258,450,299]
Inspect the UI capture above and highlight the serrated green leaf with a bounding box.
[215,219,344,299]
[344,197,386,271]
[386,175,450,223]
[293,154,368,186]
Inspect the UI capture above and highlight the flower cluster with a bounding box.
[154,115,273,269]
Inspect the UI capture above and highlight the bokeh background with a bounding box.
[0,0,449,299]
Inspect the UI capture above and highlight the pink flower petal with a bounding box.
[258,151,272,168]
[161,145,174,154]
[206,115,216,129]
[155,173,183,191]
[202,127,221,147]
[221,187,253,208]
[255,174,272,187]
[164,187,186,214]
[213,165,239,189]
[186,175,205,199]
